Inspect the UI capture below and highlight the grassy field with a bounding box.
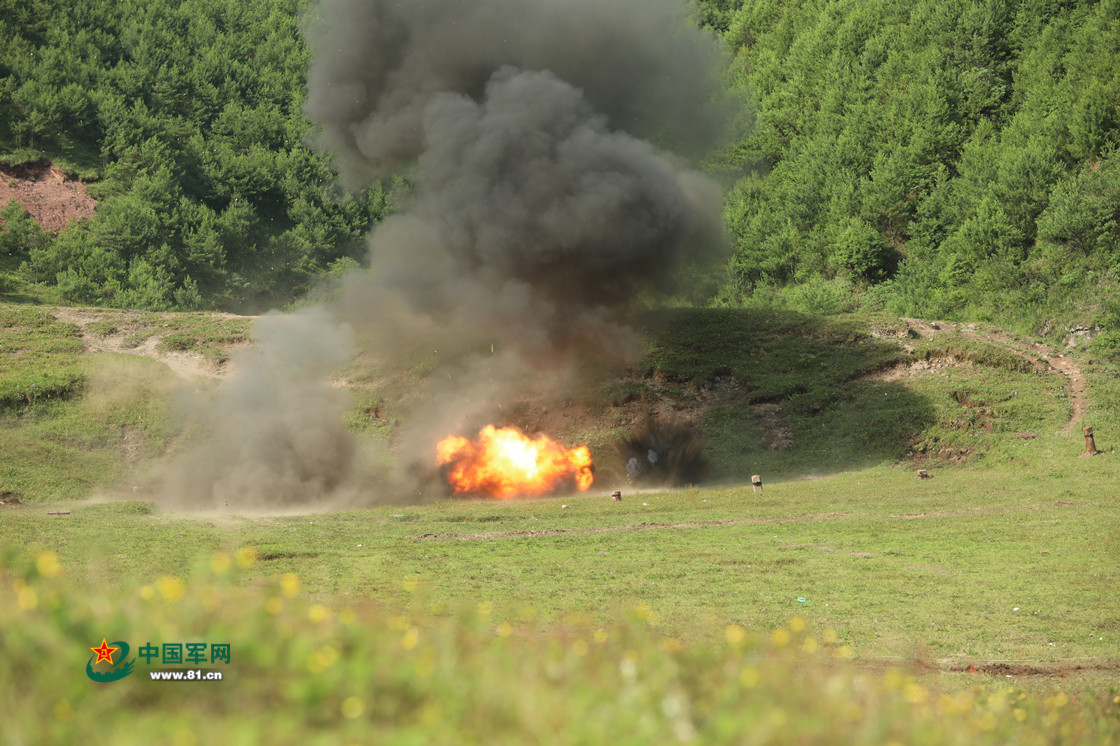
[3,468,1119,744]
[5,543,1118,746]
[5,461,1118,677]
[2,302,1119,742]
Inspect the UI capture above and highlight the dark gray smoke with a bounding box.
[304,0,736,186]
[158,0,740,510]
[300,0,739,491]
[305,0,735,360]
[363,67,725,357]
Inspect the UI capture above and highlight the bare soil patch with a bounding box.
[0,161,97,233]
[853,657,1120,680]
[947,661,1120,678]
[751,402,792,451]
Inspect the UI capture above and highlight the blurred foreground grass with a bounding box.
[2,547,1118,745]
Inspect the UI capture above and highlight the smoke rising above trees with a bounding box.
[303,0,735,185]
[304,0,736,359]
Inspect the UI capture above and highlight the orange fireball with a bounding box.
[436,425,593,498]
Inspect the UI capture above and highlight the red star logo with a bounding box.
[91,639,117,665]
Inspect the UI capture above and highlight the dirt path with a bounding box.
[902,318,1088,433]
[52,308,225,382]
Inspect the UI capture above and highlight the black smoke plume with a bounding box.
[159,0,741,509]
[304,0,736,184]
[306,0,736,361]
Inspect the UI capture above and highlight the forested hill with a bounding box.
[0,0,387,310]
[2,0,1120,338]
[701,0,1120,340]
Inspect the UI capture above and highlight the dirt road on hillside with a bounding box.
[902,318,1088,433]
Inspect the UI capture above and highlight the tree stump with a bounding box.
[1082,426,1100,457]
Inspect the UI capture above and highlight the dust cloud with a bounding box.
[158,309,367,510]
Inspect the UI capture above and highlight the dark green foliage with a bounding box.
[0,0,387,311]
[691,0,746,33]
[0,200,51,260]
[6,0,1120,330]
[707,0,1120,334]
[0,200,52,296]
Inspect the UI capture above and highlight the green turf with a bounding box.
[4,546,1117,746]
[2,303,1118,743]
[3,461,1119,744]
[5,457,1118,688]
[0,304,251,503]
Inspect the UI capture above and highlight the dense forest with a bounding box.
[2,0,1120,340]
[0,0,387,310]
[702,0,1120,341]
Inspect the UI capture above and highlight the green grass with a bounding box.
[148,313,251,362]
[629,309,1074,483]
[0,304,222,502]
[0,354,180,501]
[2,468,1119,744]
[639,309,906,388]
[1084,354,1120,435]
[0,305,84,408]
[4,460,1118,687]
[1,302,1118,742]
[3,560,1117,746]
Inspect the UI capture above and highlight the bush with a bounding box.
[0,199,52,260]
[831,218,895,280]
[782,275,858,315]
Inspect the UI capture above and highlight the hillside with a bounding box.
[3,0,1120,342]
[0,304,1107,507]
[702,0,1120,339]
[0,0,387,312]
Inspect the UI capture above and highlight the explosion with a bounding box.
[437,425,593,499]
